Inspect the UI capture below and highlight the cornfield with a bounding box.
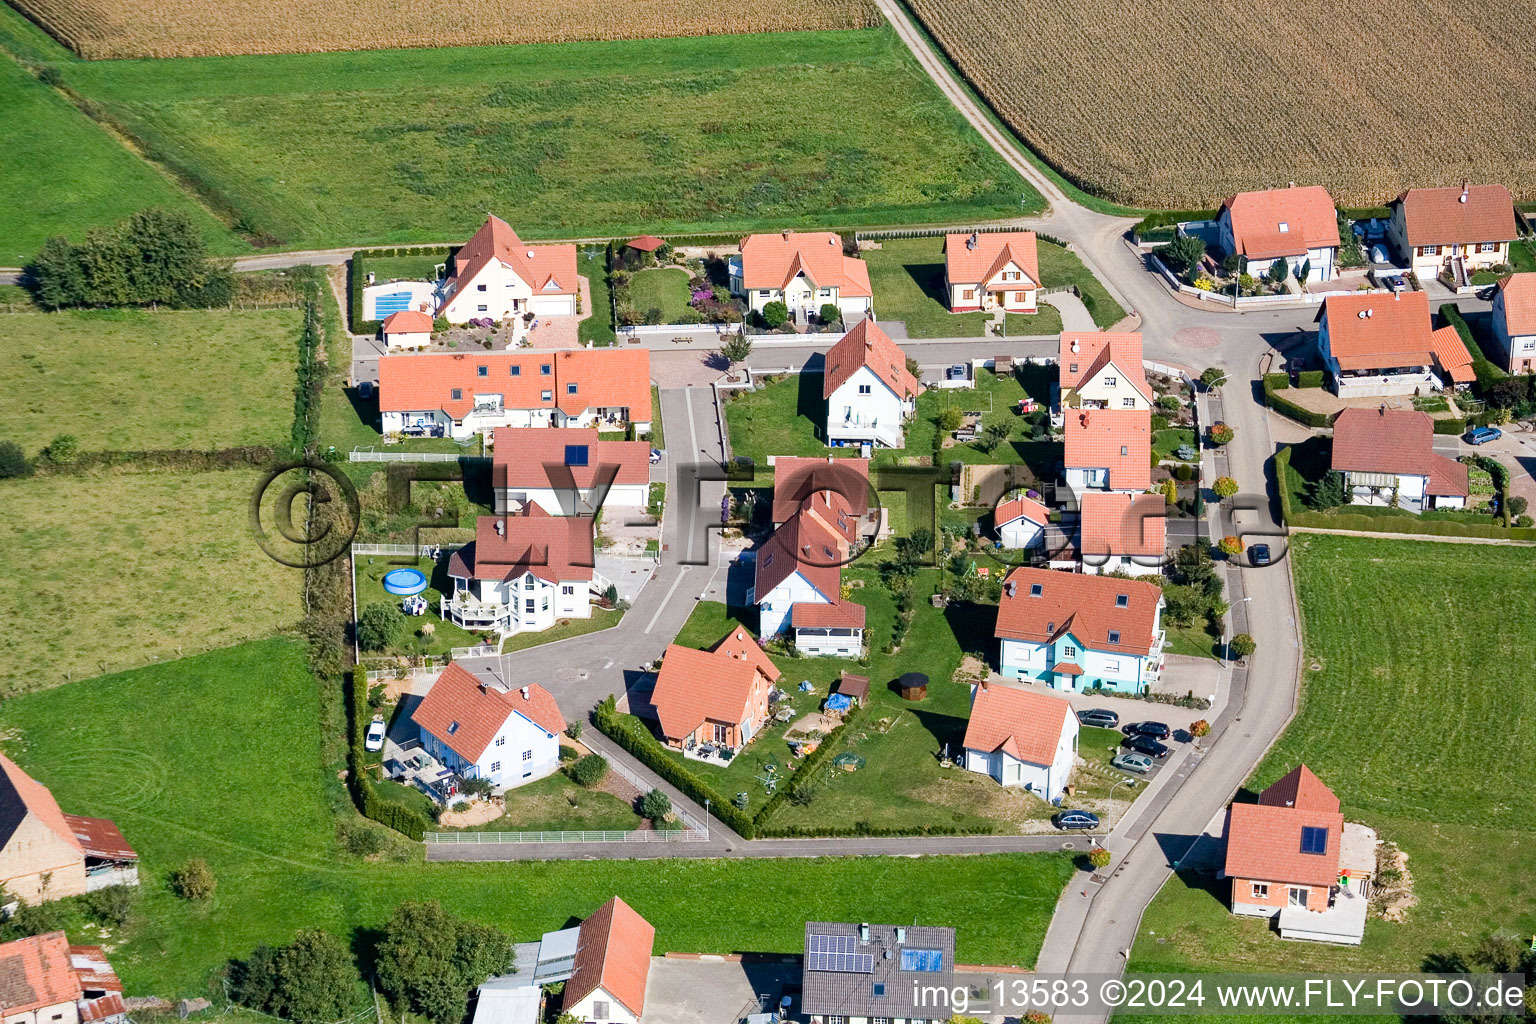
[15,0,879,58]
[905,0,1536,206]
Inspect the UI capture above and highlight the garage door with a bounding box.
[530,296,574,316]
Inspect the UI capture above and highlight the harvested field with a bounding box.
[12,0,877,57]
[905,0,1536,206]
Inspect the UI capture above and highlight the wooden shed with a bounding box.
[834,672,870,705]
[895,672,929,701]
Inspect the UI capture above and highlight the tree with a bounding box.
[719,333,752,367]
[1199,366,1226,390]
[761,300,788,329]
[1159,583,1208,627]
[1208,423,1234,445]
[976,421,1010,453]
[1309,469,1349,509]
[1156,394,1183,411]
[1087,847,1112,869]
[273,930,361,1024]
[905,355,920,379]
[29,236,85,309]
[1425,935,1536,1024]
[892,528,934,571]
[1296,257,1311,287]
[27,208,231,310]
[1189,719,1210,738]
[1227,633,1256,659]
[1158,233,1206,275]
[644,307,663,325]
[1267,258,1289,285]
[565,719,583,741]
[818,302,841,326]
[1221,252,1243,276]
[1218,535,1244,556]
[937,407,963,432]
[639,788,672,821]
[1212,475,1239,500]
[171,859,215,900]
[45,434,79,465]
[0,441,33,479]
[1508,495,1528,518]
[375,901,514,1024]
[568,753,609,788]
[357,602,407,652]
[1159,478,1178,505]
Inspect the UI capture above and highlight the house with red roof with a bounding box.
[442,507,599,634]
[1491,272,1536,373]
[822,320,920,449]
[943,230,1040,313]
[1062,408,1152,495]
[995,492,1050,550]
[0,932,127,1024]
[1387,184,1518,286]
[436,216,580,323]
[961,681,1078,802]
[491,427,651,516]
[1057,332,1155,420]
[410,664,564,793]
[1217,186,1341,282]
[1221,766,1376,945]
[381,310,434,351]
[648,631,778,754]
[1330,407,1468,512]
[378,348,652,442]
[1316,291,1474,397]
[751,505,865,658]
[0,754,137,905]
[994,568,1165,693]
[1078,492,1167,577]
[561,897,655,1024]
[730,231,872,327]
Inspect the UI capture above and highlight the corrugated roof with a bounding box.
[564,897,653,1019]
[1220,186,1339,259]
[995,567,1162,656]
[67,947,121,994]
[410,664,564,764]
[962,682,1072,767]
[823,319,918,400]
[1394,184,1517,247]
[61,816,135,862]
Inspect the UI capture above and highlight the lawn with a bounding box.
[627,267,694,324]
[0,637,1077,995]
[52,29,1038,250]
[1128,534,1536,975]
[366,253,447,282]
[0,307,299,453]
[1151,427,1196,462]
[862,236,1125,337]
[0,42,240,264]
[455,769,643,833]
[0,470,300,692]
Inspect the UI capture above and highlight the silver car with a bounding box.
[1111,752,1154,774]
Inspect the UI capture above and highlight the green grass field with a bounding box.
[0,43,240,264]
[627,267,694,323]
[51,29,1038,250]
[455,770,643,832]
[1129,534,1536,974]
[0,470,300,692]
[0,638,1075,994]
[0,307,299,452]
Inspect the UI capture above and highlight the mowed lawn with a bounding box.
[0,638,1076,995]
[1128,535,1536,974]
[0,308,299,452]
[627,267,694,323]
[0,470,300,691]
[54,29,1037,249]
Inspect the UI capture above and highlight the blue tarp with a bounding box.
[825,694,852,712]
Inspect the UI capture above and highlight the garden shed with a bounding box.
[895,672,929,701]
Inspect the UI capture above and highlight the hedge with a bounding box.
[1471,454,1512,526]
[33,445,277,474]
[346,665,434,840]
[1132,209,1217,237]
[1337,206,1392,221]
[1262,378,1331,428]
[752,704,863,828]
[1296,370,1325,389]
[1432,417,1467,435]
[1263,372,1289,391]
[348,246,453,335]
[1275,445,1299,522]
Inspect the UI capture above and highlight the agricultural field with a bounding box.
[0,307,299,452]
[903,0,1536,206]
[46,28,1038,249]
[1128,535,1536,974]
[0,469,301,691]
[0,637,1077,995]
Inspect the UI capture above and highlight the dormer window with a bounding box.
[1116,594,1129,608]
[447,721,459,735]
[1108,630,1121,644]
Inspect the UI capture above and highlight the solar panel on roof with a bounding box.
[900,948,944,972]
[806,935,873,973]
[564,445,589,467]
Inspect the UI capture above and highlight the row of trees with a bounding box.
[27,208,233,310]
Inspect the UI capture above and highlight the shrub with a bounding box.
[1156,394,1183,411]
[639,788,672,821]
[44,434,79,465]
[232,930,361,1024]
[357,602,408,651]
[1087,847,1112,870]
[1517,515,1534,528]
[1227,633,1257,659]
[818,302,841,325]
[1208,423,1234,445]
[340,822,385,856]
[1199,367,1225,389]
[1296,370,1325,389]
[1509,496,1529,518]
[938,407,963,432]
[0,441,33,479]
[1189,719,1210,738]
[1218,535,1244,555]
[761,300,788,329]
[1212,476,1238,500]
[171,859,215,900]
[1172,463,1195,482]
[568,753,609,787]
[566,719,583,741]
[81,884,137,927]
[1157,233,1206,275]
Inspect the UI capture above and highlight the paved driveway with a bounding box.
[642,957,799,1024]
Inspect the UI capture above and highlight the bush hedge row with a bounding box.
[32,446,277,474]
[1296,370,1325,389]
[346,665,433,840]
[1262,378,1331,428]
[348,247,453,335]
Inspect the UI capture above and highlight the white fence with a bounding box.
[620,323,740,337]
[1149,254,1389,309]
[350,449,482,463]
[353,542,467,556]
[422,827,707,844]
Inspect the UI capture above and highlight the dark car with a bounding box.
[1125,721,1170,739]
[1122,734,1171,759]
[1077,708,1120,729]
[1052,810,1101,831]
[1249,543,1272,566]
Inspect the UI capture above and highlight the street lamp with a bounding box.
[1221,596,1253,662]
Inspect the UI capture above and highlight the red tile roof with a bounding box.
[995,568,1162,656]
[565,897,654,1019]
[995,494,1049,528]
[823,319,918,400]
[1330,408,1469,497]
[448,509,596,584]
[1497,273,1536,336]
[1220,186,1340,260]
[1224,767,1343,888]
[410,664,563,764]
[1394,184,1517,248]
[553,349,652,418]
[1062,409,1152,491]
[1058,332,1154,404]
[1259,764,1339,813]
[962,682,1072,767]
[1321,292,1436,373]
[491,427,651,493]
[1079,492,1167,559]
[650,644,764,741]
[0,932,80,1016]
[754,509,843,601]
[711,628,782,683]
[381,310,433,335]
[67,947,121,994]
[379,352,557,418]
[0,754,81,857]
[771,457,870,525]
[791,597,866,629]
[443,216,578,308]
[625,236,666,252]
[738,231,871,297]
[944,231,1040,289]
[1428,326,1475,385]
[61,816,135,862]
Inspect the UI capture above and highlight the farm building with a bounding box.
[410,666,564,792]
[729,231,873,326]
[943,230,1039,313]
[1217,186,1340,282]
[1329,407,1468,512]
[436,215,580,323]
[1386,184,1518,287]
[961,681,1078,802]
[0,932,127,1024]
[822,319,920,449]
[0,754,137,905]
[1315,292,1474,397]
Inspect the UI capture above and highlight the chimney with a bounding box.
[520,686,529,700]
[1070,337,1079,353]
[1288,180,1296,189]
[1393,290,1400,301]
[1459,180,1469,204]
[782,229,792,241]
[1379,404,1386,416]
[859,923,870,943]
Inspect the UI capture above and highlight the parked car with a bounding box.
[357,380,374,399]
[1052,810,1101,831]
[1124,721,1170,739]
[364,717,386,752]
[1111,752,1155,774]
[1383,274,1407,293]
[1122,734,1170,759]
[1077,708,1120,729]
[1249,543,1272,566]
[1466,427,1502,445]
[649,448,664,464]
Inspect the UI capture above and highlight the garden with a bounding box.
[1156,230,1318,297]
[607,241,742,327]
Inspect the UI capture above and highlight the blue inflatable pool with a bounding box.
[382,567,429,596]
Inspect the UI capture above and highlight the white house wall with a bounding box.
[496,483,648,516]
[827,367,909,448]
[998,518,1044,549]
[757,571,831,637]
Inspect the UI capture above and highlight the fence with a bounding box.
[422,827,708,844]
[620,323,740,336]
[350,449,485,463]
[1150,254,1387,308]
[855,224,1026,241]
[353,542,466,556]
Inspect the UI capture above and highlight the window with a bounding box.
[962,288,975,300]
[477,283,487,291]
[1251,882,1269,900]
[510,365,521,376]
[1120,445,1129,456]
[1108,630,1121,644]
[873,983,886,996]
[1288,887,1309,908]
[590,1000,609,1021]
[542,595,549,610]
[713,723,728,743]
[1029,583,1043,597]
[1422,245,1438,256]
[828,1018,845,1024]
[1480,242,1497,253]
[1014,291,1028,303]
[541,390,553,401]
[540,363,552,375]
[820,288,832,297]
[495,737,505,747]
[1116,593,1129,608]
[524,599,535,613]
[447,721,459,735]
[489,761,500,772]
[874,1018,890,1024]
[1123,397,1136,407]
[1104,376,1117,387]
[1300,825,1329,855]
[477,304,488,312]
[451,388,463,400]
[562,585,575,595]
[477,365,488,377]
[567,383,578,394]
[1069,363,1078,373]
[759,289,771,297]
[522,749,533,761]
[858,384,872,394]
[565,444,589,467]
[1063,645,1076,657]
[1277,221,1290,234]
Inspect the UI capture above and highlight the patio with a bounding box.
[381,734,463,805]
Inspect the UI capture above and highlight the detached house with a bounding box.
[994,568,1165,693]
[1057,332,1154,416]
[491,428,651,516]
[1491,272,1536,373]
[730,231,873,325]
[943,230,1040,313]
[1387,184,1518,286]
[1316,291,1475,397]
[411,665,564,792]
[822,319,920,449]
[442,508,599,635]
[648,631,779,754]
[1221,765,1376,945]
[436,215,579,323]
[0,932,127,1024]
[1062,408,1152,495]
[995,493,1050,550]
[0,754,137,905]
[802,921,956,1024]
[1078,492,1167,576]
[1217,186,1340,282]
[381,310,434,351]
[961,681,1078,803]
[1330,407,1467,512]
[561,897,655,1024]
